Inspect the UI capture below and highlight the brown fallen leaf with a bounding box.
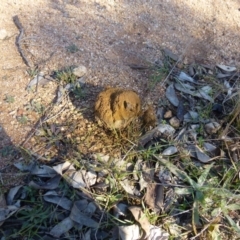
[145,183,156,210]
[128,206,169,240]
[145,183,164,212]
[128,206,151,239]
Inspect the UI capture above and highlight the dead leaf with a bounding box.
[145,183,164,212]
[50,217,74,238]
[0,194,6,209]
[6,185,23,205]
[64,170,86,188]
[119,224,140,240]
[148,225,169,240]
[84,170,97,186]
[120,178,136,195]
[43,191,73,210]
[26,72,49,90]
[166,83,179,107]
[0,205,19,222]
[128,206,151,239]
[145,183,157,210]
[70,200,98,228]
[52,161,75,175]
[29,175,61,190]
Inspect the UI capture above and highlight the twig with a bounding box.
[13,15,32,68]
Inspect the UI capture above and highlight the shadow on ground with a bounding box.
[0,125,24,190]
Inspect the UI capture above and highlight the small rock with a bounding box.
[73,65,87,78]
[164,110,172,119]
[157,124,175,136]
[169,117,180,128]
[205,122,221,134]
[0,29,8,40]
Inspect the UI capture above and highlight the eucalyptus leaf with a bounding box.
[50,217,74,238]
[43,191,73,210]
[166,83,179,107]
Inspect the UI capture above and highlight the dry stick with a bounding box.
[13,15,32,68]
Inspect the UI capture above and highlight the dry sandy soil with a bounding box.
[0,0,240,185]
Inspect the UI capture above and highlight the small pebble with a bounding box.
[205,122,221,134]
[169,117,180,128]
[73,65,87,77]
[0,29,8,40]
[164,110,172,119]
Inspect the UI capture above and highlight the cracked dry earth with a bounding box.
[1,0,240,187]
